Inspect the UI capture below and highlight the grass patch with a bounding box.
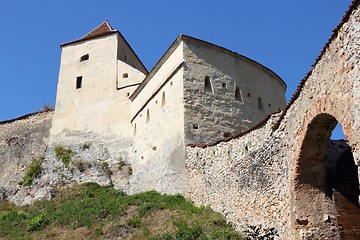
[54,146,74,167]
[0,183,244,239]
[22,156,44,187]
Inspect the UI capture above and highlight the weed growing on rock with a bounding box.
[55,146,74,167]
[74,160,85,172]
[117,159,126,170]
[22,156,44,187]
[81,142,90,150]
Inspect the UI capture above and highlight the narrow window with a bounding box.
[193,124,199,129]
[204,76,213,93]
[126,92,130,97]
[80,54,89,62]
[124,54,127,61]
[247,93,251,97]
[161,92,166,108]
[76,76,82,89]
[133,124,137,136]
[123,73,128,78]
[146,109,150,124]
[268,103,272,107]
[235,86,243,102]
[258,97,264,110]
[222,82,226,88]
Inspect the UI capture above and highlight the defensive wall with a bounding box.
[185,1,360,239]
[0,1,359,239]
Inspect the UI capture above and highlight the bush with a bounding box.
[22,156,44,187]
[126,216,141,228]
[26,213,48,231]
[244,225,279,240]
[55,146,74,167]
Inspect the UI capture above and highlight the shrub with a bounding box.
[26,213,48,231]
[22,156,44,187]
[244,225,279,240]
[55,146,74,167]
[126,216,141,228]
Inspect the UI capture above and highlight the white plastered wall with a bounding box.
[50,33,145,151]
[130,42,186,194]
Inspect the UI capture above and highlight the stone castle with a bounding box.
[0,1,360,239]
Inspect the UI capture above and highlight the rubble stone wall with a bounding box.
[0,112,52,203]
[185,2,360,239]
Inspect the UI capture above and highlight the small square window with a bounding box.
[76,76,82,89]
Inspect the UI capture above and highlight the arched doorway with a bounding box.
[294,114,360,239]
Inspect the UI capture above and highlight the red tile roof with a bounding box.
[61,20,117,47]
[80,20,114,41]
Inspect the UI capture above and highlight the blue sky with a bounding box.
[0,1,350,138]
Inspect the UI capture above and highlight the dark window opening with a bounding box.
[204,76,213,93]
[80,54,89,62]
[268,103,272,107]
[235,86,243,102]
[222,82,226,88]
[123,73,128,78]
[224,132,231,138]
[258,97,263,110]
[124,55,127,61]
[126,92,130,97]
[76,76,82,89]
[247,92,251,97]
[193,124,199,129]
[161,92,166,108]
[146,109,150,124]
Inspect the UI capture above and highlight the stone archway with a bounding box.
[294,113,360,239]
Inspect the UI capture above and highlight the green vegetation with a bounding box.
[81,142,90,150]
[21,156,44,187]
[0,183,244,239]
[55,146,74,167]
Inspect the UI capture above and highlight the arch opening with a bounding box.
[294,114,360,239]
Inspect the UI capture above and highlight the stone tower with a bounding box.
[50,21,147,150]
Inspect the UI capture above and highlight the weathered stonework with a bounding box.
[0,1,359,239]
[186,1,360,239]
[0,111,52,204]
